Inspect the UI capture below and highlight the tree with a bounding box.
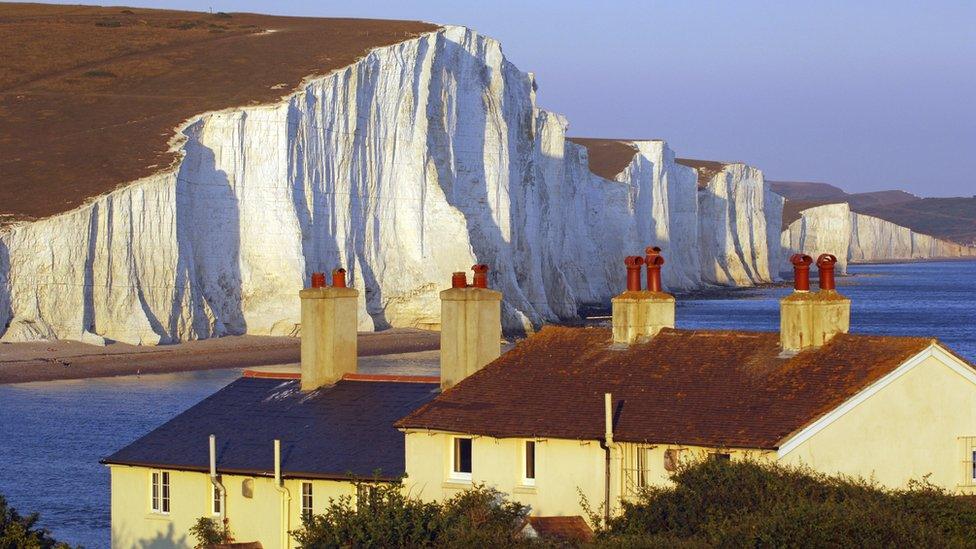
[0,494,75,549]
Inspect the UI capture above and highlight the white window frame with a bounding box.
[301,481,314,517]
[971,449,976,482]
[636,446,651,488]
[150,470,170,514]
[522,440,536,486]
[450,436,473,482]
[211,483,221,516]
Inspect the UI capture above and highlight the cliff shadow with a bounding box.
[0,236,11,335]
[424,36,540,334]
[288,98,342,288]
[170,120,245,339]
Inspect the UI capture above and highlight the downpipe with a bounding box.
[274,439,292,549]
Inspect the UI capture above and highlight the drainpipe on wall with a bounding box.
[274,439,291,549]
[599,393,614,526]
[209,434,226,520]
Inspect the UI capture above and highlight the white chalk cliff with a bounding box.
[0,26,786,344]
[783,203,976,273]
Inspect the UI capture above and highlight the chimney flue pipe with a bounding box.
[472,264,489,289]
[624,256,644,291]
[645,246,665,293]
[310,272,327,288]
[817,254,838,290]
[331,268,347,288]
[790,254,814,292]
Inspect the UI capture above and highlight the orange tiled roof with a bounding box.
[397,326,947,449]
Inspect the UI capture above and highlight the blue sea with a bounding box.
[0,261,973,548]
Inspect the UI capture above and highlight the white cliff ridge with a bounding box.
[0,26,786,344]
[783,203,976,273]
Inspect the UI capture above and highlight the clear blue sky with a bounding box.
[48,0,976,196]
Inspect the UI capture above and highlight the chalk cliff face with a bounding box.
[697,163,783,286]
[783,203,976,273]
[0,26,784,345]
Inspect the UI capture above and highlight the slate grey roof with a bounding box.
[103,376,439,480]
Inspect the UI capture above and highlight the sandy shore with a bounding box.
[0,328,440,384]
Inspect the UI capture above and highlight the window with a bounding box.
[636,447,650,488]
[451,437,473,481]
[710,452,732,462]
[972,449,976,482]
[301,482,313,518]
[357,484,379,511]
[211,483,221,515]
[523,441,536,485]
[151,471,170,514]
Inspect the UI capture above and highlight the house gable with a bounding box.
[777,344,976,490]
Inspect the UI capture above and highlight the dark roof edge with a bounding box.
[100,460,399,482]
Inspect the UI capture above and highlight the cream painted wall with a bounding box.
[109,466,358,549]
[779,350,976,493]
[404,432,605,517]
[402,430,770,520]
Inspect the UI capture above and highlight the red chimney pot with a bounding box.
[644,246,666,292]
[624,256,645,291]
[472,264,489,289]
[816,254,838,291]
[310,272,327,288]
[452,272,468,288]
[789,254,814,291]
[331,268,347,288]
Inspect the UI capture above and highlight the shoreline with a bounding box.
[0,328,439,385]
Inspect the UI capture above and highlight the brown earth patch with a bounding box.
[0,3,438,224]
[676,158,729,188]
[567,137,639,180]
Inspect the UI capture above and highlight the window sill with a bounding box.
[513,485,537,495]
[442,479,472,490]
[144,513,172,521]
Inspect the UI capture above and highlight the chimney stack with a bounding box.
[299,267,358,390]
[780,253,850,353]
[440,265,502,390]
[611,247,675,346]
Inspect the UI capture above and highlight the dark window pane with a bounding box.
[525,441,535,479]
[455,438,472,473]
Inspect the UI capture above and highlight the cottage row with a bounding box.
[103,251,976,548]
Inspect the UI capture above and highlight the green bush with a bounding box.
[0,494,75,549]
[291,480,531,548]
[189,516,233,548]
[600,459,976,548]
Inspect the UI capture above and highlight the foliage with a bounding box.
[189,516,233,548]
[0,494,75,549]
[599,458,976,548]
[292,479,531,548]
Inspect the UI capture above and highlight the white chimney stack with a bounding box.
[439,265,502,390]
[299,268,358,391]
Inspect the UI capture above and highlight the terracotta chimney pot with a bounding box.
[472,264,489,289]
[624,256,644,292]
[790,254,814,292]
